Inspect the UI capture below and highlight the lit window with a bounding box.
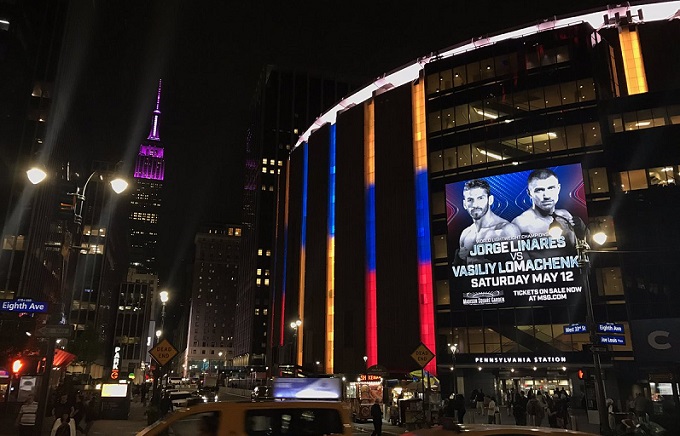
[262,158,267,164]
[258,249,263,256]
[256,269,262,275]
[261,167,267,173]
[277,161,283,166]
[265,250,271,257]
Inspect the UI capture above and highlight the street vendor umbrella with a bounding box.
[408,370,440,386]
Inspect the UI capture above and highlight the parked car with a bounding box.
[168,390,201,409]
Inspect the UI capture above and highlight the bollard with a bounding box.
[569,414,578,431]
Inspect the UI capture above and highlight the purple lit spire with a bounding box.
[135,79,165,181]
[147,79,162,141]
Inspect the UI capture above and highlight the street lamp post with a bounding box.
[290,319,301,376]
[449,343,458,397]
[159,290,169,335]
[27,164,128,434]
[550,222,610,435]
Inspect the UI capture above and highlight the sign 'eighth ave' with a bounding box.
[149,339,179,367]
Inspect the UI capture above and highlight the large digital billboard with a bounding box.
[445,163,588,309]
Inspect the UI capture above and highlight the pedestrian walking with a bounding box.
[370,399,383,436]
[15,393,38,436]
[513,391,527,426]
[486,396,497,424]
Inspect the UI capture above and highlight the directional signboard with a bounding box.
[149,339,179,367]
[36,324,72,338]
[411,343,435,368]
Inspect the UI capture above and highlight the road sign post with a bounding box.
[148,339,179,408]
[410,343,435,424]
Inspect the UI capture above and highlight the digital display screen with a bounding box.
[445,163,588,309]
[272,378,342,400]
[101,383,128,398]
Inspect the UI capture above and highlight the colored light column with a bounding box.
[364,102,378,367]
[412,79,437,375]
[297,143,309,367]
[325,124,337,373]
[619,26,648,95]
[279,159,291,347]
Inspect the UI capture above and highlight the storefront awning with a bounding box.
[53,349,76,368]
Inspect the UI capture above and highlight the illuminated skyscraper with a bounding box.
[129,79,165,274]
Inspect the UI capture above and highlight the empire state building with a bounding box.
[129,79,165,273]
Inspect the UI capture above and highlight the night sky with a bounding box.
[55,0,609,297]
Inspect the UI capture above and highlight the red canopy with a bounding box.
[53,349,76,368]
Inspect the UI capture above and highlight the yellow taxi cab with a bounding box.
[136,400,353,435]
[403,420,598,436]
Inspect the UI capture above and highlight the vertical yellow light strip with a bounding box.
[619,26,648,95]
[325,124,337,374]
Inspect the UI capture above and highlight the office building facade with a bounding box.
[184,225,241,376]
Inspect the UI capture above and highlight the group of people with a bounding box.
[49,391,97,436]
[15,390,96,436]
[508,388,571,429]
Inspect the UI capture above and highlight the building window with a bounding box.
[433,235,447,259]
[587,168,609,194]
[435,281,450,306]
[619,169,648,191]
[596,267,624,296]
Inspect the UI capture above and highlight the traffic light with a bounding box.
[12,359,23,374]
[577,369,584,379]
[56,191,76,220]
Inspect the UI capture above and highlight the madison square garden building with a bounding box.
[273,1,680,421]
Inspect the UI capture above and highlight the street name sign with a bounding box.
[564,323,588,334]
[1,299,48,313]
[411,343,435,368]
[36,324,72,338]
[597,323,624,334]
[149,339,179,367]
[599,335,626,345]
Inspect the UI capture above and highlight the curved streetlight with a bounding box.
[549,220,609,435]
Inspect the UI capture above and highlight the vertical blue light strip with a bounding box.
[328,125,336,239]
[366,187,376,271]
[415,171,432,265]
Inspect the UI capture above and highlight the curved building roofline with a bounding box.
[293,1,680,151]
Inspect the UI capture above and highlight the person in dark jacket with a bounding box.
[370,399,383,436]
[455,394,467,424]
[513,391,528,426]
